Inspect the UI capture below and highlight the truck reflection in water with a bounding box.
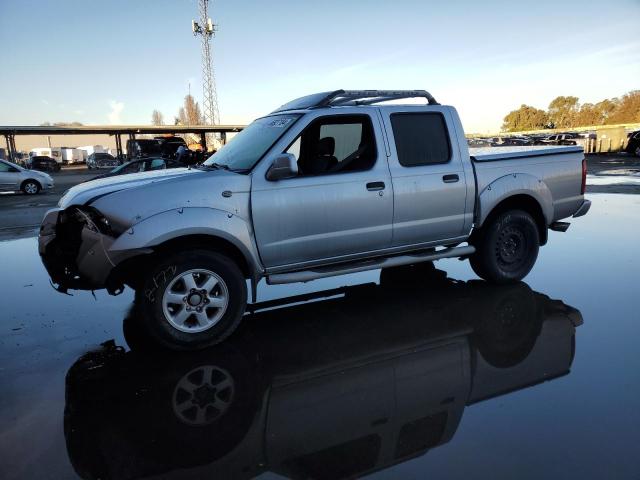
[64,265,582,480]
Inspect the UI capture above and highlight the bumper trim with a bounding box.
[572,199,591,218]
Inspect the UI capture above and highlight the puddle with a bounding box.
[0,193,639,479]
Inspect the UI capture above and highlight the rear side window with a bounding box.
[391,113,451,166]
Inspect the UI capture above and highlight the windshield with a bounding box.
[203,114,301,171]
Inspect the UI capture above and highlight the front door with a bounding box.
[252,112,393,269]
[0,161,19,191]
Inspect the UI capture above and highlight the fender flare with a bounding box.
[109,207,263,278]
[476,173,553,228]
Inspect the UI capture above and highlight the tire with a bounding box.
[137,250,247,350]
[21,179,41,195]
[471,282,542,368]
[469,209,539,284]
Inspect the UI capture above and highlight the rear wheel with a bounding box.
[21,180,41,195]
[137,250,247,350]
[470,209,539,283]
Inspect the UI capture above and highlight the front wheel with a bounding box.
[137,250,247,350]
[470,209,539,284]
[21,180,41,195]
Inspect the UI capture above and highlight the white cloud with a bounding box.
[107,100,124,124]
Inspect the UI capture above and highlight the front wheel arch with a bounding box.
[113,234,255,292]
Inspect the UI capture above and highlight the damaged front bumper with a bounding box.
[39,207,127,294]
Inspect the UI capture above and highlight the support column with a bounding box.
[200,132,207,152]
[115,134,122,158]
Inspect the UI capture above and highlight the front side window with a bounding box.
[391,112,451,167]
[0,161,12,172]
[204,114,301,171]
[285,114,376,176]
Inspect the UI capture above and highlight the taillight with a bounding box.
[581,159,587,195]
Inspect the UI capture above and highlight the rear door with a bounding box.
[251,110,393,269]
[381,107,468,247]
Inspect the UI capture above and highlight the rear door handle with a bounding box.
[442,174,459,183]
[366,181,386,191]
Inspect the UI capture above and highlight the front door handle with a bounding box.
[442,174,459,183]
[366,181,386,191]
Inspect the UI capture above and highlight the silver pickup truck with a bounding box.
[39,90,591,350]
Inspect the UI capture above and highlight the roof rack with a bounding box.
[272,89,439,113]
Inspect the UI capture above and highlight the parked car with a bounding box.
[87,152,120,169]
[625,130,640,157]
[39,89,591,350]
[26,155,61,172]
[92,157,184,179]
[0,159,54,194]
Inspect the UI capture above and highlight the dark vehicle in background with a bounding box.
[490,136,532,146]
[467,137,492,147]
[92,157,184,179]
[157,136,188,158]
[126,139,163,159]
[540,133,578,146]
[25,155,61,172]
[87,152,120,170]
[126,137,188,160]
[625,130,640,157]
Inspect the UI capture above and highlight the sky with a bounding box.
[0,0,639,133]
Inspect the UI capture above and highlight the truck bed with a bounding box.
[469,145,583,162]
[469,145,585,223]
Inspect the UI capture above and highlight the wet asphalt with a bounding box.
[0,193,639,479]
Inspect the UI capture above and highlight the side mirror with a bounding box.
[266,153,298,181]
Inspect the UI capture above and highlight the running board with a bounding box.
[266,245,476,285]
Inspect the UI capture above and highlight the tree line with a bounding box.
[151,94,204,127]
[502,90,640,132]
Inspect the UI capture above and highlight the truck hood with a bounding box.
[59,167,252,234]
[59,168,202,208]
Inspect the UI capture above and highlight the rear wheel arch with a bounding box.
[475,194,548,246]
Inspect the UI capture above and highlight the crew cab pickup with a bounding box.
[39,89,591,350]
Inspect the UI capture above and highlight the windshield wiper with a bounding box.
[195,162,229,171]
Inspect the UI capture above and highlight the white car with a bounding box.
[0,159,54,194]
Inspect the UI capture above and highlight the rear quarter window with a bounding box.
[391,112,451,166]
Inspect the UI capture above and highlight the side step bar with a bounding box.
[267,245,476,285]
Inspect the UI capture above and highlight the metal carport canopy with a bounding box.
[0,125,245,135]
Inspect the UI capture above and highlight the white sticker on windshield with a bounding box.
[269,118,293,128]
